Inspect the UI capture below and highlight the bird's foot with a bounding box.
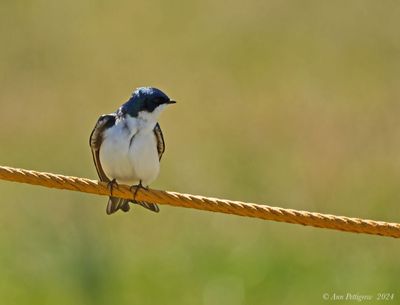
[107,178,119,195]
[130,180,148,200]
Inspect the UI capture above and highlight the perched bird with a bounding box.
[89,87,176,214]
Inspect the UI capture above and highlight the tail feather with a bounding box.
[106,197,160,214]
[106,197,128,215]
[135,201,160,213]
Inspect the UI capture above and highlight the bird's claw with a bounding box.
[107,178,119,195]
[130,180,148,200]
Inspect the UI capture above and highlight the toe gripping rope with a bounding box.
[0,165,399,238]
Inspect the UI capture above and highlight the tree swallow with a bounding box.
[89,87,176,214]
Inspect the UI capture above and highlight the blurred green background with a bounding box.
[0,1,399,304]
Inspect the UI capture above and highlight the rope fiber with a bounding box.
[0,165,399,238]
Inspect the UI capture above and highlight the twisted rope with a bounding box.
[0,165,399,238]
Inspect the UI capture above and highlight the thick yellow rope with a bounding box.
[0,165,399,238]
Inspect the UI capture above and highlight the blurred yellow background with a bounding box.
[0,1,399,304]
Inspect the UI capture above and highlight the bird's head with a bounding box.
[119,87,176,120]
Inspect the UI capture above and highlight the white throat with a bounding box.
[126,104,167,133]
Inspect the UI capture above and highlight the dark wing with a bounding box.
[89,114,116,183]
[153,123,165,161]
[90,114,127,214]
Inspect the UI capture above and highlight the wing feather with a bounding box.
[89,114,116,183]
[153,123,165,161]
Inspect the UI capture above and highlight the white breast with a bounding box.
[99,115,160,186]
[128,130,160,185]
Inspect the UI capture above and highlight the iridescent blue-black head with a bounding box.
[119,87,176,117]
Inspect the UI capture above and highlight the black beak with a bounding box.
[167,100,177,104]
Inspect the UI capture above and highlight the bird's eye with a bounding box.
[156,97,166,105]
